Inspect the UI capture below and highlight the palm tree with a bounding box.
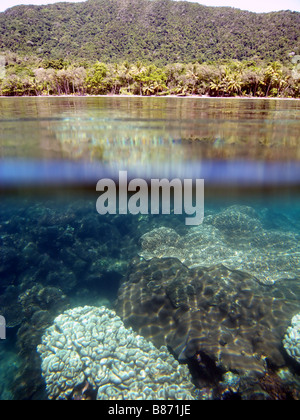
[184,63,201,94]
[116,61,133,93]
[264,61,283,97]
[209,74,227,97]
[224,72,242,96]
[131,61,147,95]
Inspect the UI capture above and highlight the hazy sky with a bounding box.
[0,0,300,13]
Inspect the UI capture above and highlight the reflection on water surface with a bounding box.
[0,97,299,164]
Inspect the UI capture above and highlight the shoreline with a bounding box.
[0,94,299,100]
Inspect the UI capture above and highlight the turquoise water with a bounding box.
[0,97,300,400]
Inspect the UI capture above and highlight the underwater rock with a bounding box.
[11,284,69,400]
[139,205,300,284]
[37,306,195,400]
[19,284,68,319]
[283,314,300,365]
[0,285,24,328]
[116,257,300,378]
[140,227,181,251]
[0,247,19,274]
[205,205,262,234]
[257,369,296,400]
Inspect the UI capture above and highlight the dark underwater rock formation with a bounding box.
[116,257,300,378]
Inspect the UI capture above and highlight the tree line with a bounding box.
[0,54,299,98]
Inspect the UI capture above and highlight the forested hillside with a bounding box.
[0,0,299,65]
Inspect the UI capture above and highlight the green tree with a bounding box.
[85,62,111,95]
[182,63,201,94]
[224,72,242,96]
[33,67,56,95]
[116,61,134,94]
[264,62,284,97]
[68,67,87,95]
[43,58,68,70]
[241,67,263,96]
[134,65,167,96]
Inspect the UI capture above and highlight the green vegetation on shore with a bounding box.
[0,52,299,97]
[0,0,299,65]
[0,0,299,97]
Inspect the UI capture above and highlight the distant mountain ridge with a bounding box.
[0,0,299,64]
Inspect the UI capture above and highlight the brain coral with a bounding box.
[283,314,300,364]
[37,306,195,400]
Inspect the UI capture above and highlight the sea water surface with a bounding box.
[0,97,299,400]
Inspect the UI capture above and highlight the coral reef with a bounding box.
[258,370,295,400]
[0,345,21,400]
[0,286,24,328]
[283,314,300,365]
[37,306,196,400]
[139,205,300,284]
[0,199,137,311]
[116,256,300,378]
[12,284,69,400]
[1,198,300,400]
[0,198,142,399]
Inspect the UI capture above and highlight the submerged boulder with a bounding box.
[139,205,300,284]
[116,257,300,377]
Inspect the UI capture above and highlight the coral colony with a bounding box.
[38,306,195,400]
[96,171,204,226]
